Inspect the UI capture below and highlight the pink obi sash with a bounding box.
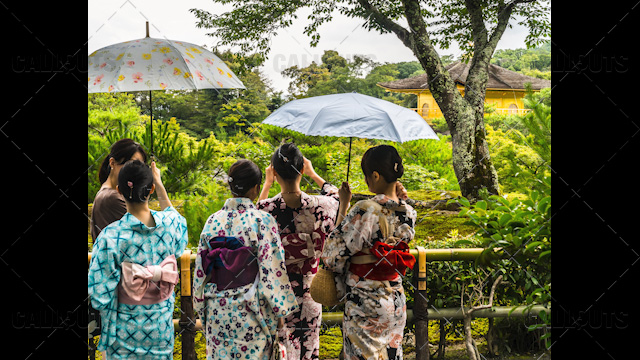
[282,228,326,275]
[118,255,179,305]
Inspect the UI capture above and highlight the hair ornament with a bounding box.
[394,163,399,172]
[278,147,289,162]
[127,181,134,199]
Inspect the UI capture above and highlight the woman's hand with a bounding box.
[258,164,275,201]
[302,157,327,188]
[151,161,164,187]
[395,181,408,201]
[264,164,275,186]
[339,181,352,204]
[302,157,315,177]
[151,161,172,209]
[337,182,352,225]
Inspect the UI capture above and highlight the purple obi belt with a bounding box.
[199,236,259,291]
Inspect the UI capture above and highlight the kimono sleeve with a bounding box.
[321,201,379,275]
[192,213,215,319]
[256,213,299,318]
[164,206,188,257]
[320,182,340,202]
[318,182,340,233]
[88,228,121,312]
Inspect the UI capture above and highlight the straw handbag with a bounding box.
[310,266,343,307]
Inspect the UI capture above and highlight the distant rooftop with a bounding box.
[378,61,551,91]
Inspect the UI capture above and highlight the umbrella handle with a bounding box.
[346,137,352,183]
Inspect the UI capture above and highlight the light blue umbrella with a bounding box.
[262,92,439,181]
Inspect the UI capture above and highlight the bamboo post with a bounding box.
[414,246,429,360]
[179,249,196,360]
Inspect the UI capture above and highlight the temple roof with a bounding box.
[378,61,551,91]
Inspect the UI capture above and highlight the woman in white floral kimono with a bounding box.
[322,145,416,360]
[257,143,340,360]
[193,159,299,360]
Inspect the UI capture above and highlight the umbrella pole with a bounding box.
[149,90,154,158]
[347,137,352,183]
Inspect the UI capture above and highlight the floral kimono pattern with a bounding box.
[322,195,416,360]
[88,206,188,359]
[257,183,340,360]
[193,197,299,360]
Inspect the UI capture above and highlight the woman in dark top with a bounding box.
[90,138,147,242]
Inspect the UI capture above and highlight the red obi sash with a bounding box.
[349,241,416,281]
[281,228,326,275]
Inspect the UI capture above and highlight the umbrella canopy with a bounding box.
[88,37,245,93]
[262,92,439,143]
[88,23,246,156]
[262,92,439,181]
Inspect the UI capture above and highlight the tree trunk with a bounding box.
[449,105,500,199]
[437,320,446,360]
[398,0,501,200]
[463,316,479,360]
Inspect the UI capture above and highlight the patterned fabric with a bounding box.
[258,182,340,360]
[88,206,188,359]
[322,195,416,360]
[193,197,299,360]
[88,37,244,93]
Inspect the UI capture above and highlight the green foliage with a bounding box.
[451,182,551,350]
[88,96,220,202]
[396,137,459,191]
[402,164,450,191]
[318,326,343,359]
[179,180,230,247]
[280,50,418,107]
[491,42,551,75]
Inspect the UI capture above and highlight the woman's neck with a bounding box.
[126,202,155,227]
[379,184,399,203]
[279,181,302,208]
[104,174,118,190]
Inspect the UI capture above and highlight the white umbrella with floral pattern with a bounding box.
[88,23,245,154]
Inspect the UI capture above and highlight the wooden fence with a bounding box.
[88,247,548,360]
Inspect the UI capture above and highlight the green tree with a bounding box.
[191,0,551,200]
[133,50,278,139]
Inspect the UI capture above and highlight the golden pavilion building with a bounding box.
[377,61,551,123]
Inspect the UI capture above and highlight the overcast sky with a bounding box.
[88,0,535,94]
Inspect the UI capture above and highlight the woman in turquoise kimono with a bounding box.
[193,159,299,360]
[322,145,416,360]
[88,160,188,359]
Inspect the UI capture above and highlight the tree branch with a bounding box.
[469,274,503,315]
[464,0,488,49]
[399,0,463,121]
[355,0,413,48]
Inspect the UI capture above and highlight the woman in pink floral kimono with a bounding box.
[322,145,416,360]
[257,143,341,360]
